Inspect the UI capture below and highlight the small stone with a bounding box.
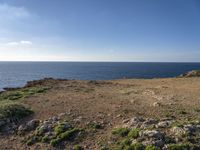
[38,123,49,133]
[156,120,174,128]
[122,119,129,124]
[45,131,54,137]
[142,140,154,146]
[73,116,83,123]
[116,114,122,118]
[130,100,135,103]
[141,118,158,129]
[26,119,40,131]
[18,124,28,132]
[162,145,169,150]
[153,102,161,107]
[131,139,138,144]
[58,113,66,117]
[170,126,186,136]
[52,116,58,122]
[129,117,145,127]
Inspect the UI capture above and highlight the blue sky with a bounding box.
[0,0,200,62]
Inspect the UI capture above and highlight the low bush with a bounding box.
[59,128,80,140]
[168,143,190,150]
[145,145,160,150]
[74,145,84,150]
[55,122,70,135]
[130,142,145,150]
[50,138,61,147]
[112,128,130,137]
[41,135,49,143]
[0,101,32,121]
[128,128,140,139]
[0,87,49,101]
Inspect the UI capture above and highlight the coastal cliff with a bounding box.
[0,75,200,149]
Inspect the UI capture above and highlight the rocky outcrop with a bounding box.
[18,119,40,133]
[111,117,200,149]
[179,70,200,77]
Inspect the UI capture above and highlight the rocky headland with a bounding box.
[0,71,200,150]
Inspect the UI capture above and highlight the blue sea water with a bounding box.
[0,62,200,90]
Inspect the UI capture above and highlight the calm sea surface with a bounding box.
[0,62,200,90]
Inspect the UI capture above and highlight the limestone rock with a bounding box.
[26,119,40,130]
[179,70,200,77]
[170,126,186,136]
[141,130,164,139]
[153,102,161,107]
[156,120,174,128]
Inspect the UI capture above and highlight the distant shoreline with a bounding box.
[0,62,200,91]
[2,69,199,92]
[0,61,200,63]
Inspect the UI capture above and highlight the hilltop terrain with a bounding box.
[0,75,200,150]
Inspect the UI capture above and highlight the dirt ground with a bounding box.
[0,77,200,150]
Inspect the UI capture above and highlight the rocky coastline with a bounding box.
[0,71,200,149]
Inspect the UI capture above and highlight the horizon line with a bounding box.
[0,60,200,63]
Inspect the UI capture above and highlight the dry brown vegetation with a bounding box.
[0,77,200,149]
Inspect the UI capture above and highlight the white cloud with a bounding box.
[20,40,32,45]
[6,40,32,46]
[6,42,19,45]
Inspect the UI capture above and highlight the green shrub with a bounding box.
[128,128,140,139]
[50,138,61,147]
[0,91,23,101]
[42,135,49,143]
[59,128,80,140]
[168,143,190,150]
[26,139,34,146]
[54,122,70,135]
[35,126,46,136]
[23,87,49,95]
[194,108,200,112]
[112,128,130,137]
[74,145,84,150]
[0,87,49,101]
[130,142,145,150]
[0,101,32,120]
[145,145,160,150]
[121,138,131,146]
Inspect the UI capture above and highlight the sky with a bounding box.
[0,0,200,62]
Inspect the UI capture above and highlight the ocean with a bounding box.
[0,62,200,90]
